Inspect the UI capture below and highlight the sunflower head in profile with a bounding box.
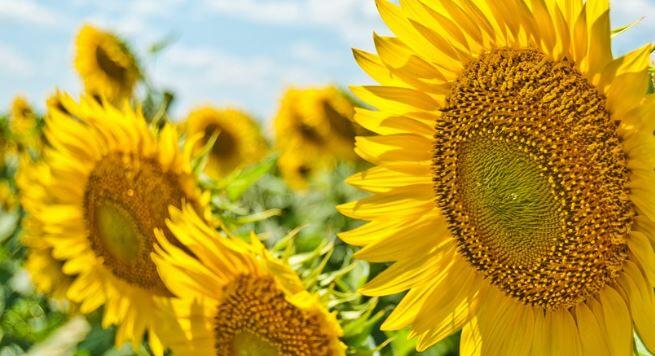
[10,96,39,150]
[183,106,267,179]
[340,0,655,354]
[18,93,207,354]
[152,205,345,355]
[18,162,72,302]
[74,25,140,102]
[274,86,359,188]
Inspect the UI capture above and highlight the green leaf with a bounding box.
[224,154,277,201]
[612,18,643,38]
[75,319,116,356]
[148,33,178,56]
[234,209,282,224]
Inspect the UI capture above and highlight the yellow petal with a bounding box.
[475,286,534,355]
[382,282,436,330]
[336,187,436,221]
[352,49,406,87]
[402,0,471,54]
[360,240,456,296]
[607,70,650,118]
[571,3,589,71]
[375,0,459,72]
[373,33,454,93]
[549,308,582,356]
[354,108,437,137]
[338,218,412,246]
[592,287,633,356]
[460,318,482,356]
[412,258,481,337]
[574,302,610,356]
[352,85,441,113]
[355,215,449,262]
[550,3,571,60]
[529,309,550,356]
[354,134,432,164]
[346,165,432,193]
[530,0,557,54]
[586,6,611,79]
[628,231,655,287]
[619,261,655,353]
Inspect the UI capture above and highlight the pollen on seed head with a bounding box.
[433,48,634,310]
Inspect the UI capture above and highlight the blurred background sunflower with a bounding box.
[181,106,268,179]
[273,86,363,189]
[74,25,141,102]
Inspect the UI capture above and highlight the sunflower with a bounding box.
[339,0,655,354]
[274,86,359,188]
[74,25,140,102]
[17,160,73,301]
[182,106,267,179]
[152,205,345,355]
[47,92,74,118]
[10,96,39,150]
[18,93,207,354]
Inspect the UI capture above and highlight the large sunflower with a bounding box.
[182,106,267,179]
[339,0,655,354]
[75,25,140,102]
[152,205,345,355]
[274,86,359,189]
[18,93,206,354]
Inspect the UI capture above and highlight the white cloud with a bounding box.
[161,45,277,89]
[151,44,331,118]
[0,0,60,27]
[204,0,383,47]
[77,0,188,42]
[290,42,340,64]
[611,0,655,28]
[0,44,34,78]
[208,0,301,23]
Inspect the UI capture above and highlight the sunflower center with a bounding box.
[433,48,634,309]
[214,275,336,355]
[204,124,236,157]
[297,164,312,178]
[232,331,280,356]
[95,201,140,263]
[95,46,127,82]
[297,122,324,144]
[458,136,559,267]
[84,153,186,295]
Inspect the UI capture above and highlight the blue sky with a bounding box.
[0,0,653,122]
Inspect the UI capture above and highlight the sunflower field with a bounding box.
[2,0,655,355]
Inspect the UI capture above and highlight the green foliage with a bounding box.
[220,154,278,201]
[0,184,70,354]
[612,18,644,38]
